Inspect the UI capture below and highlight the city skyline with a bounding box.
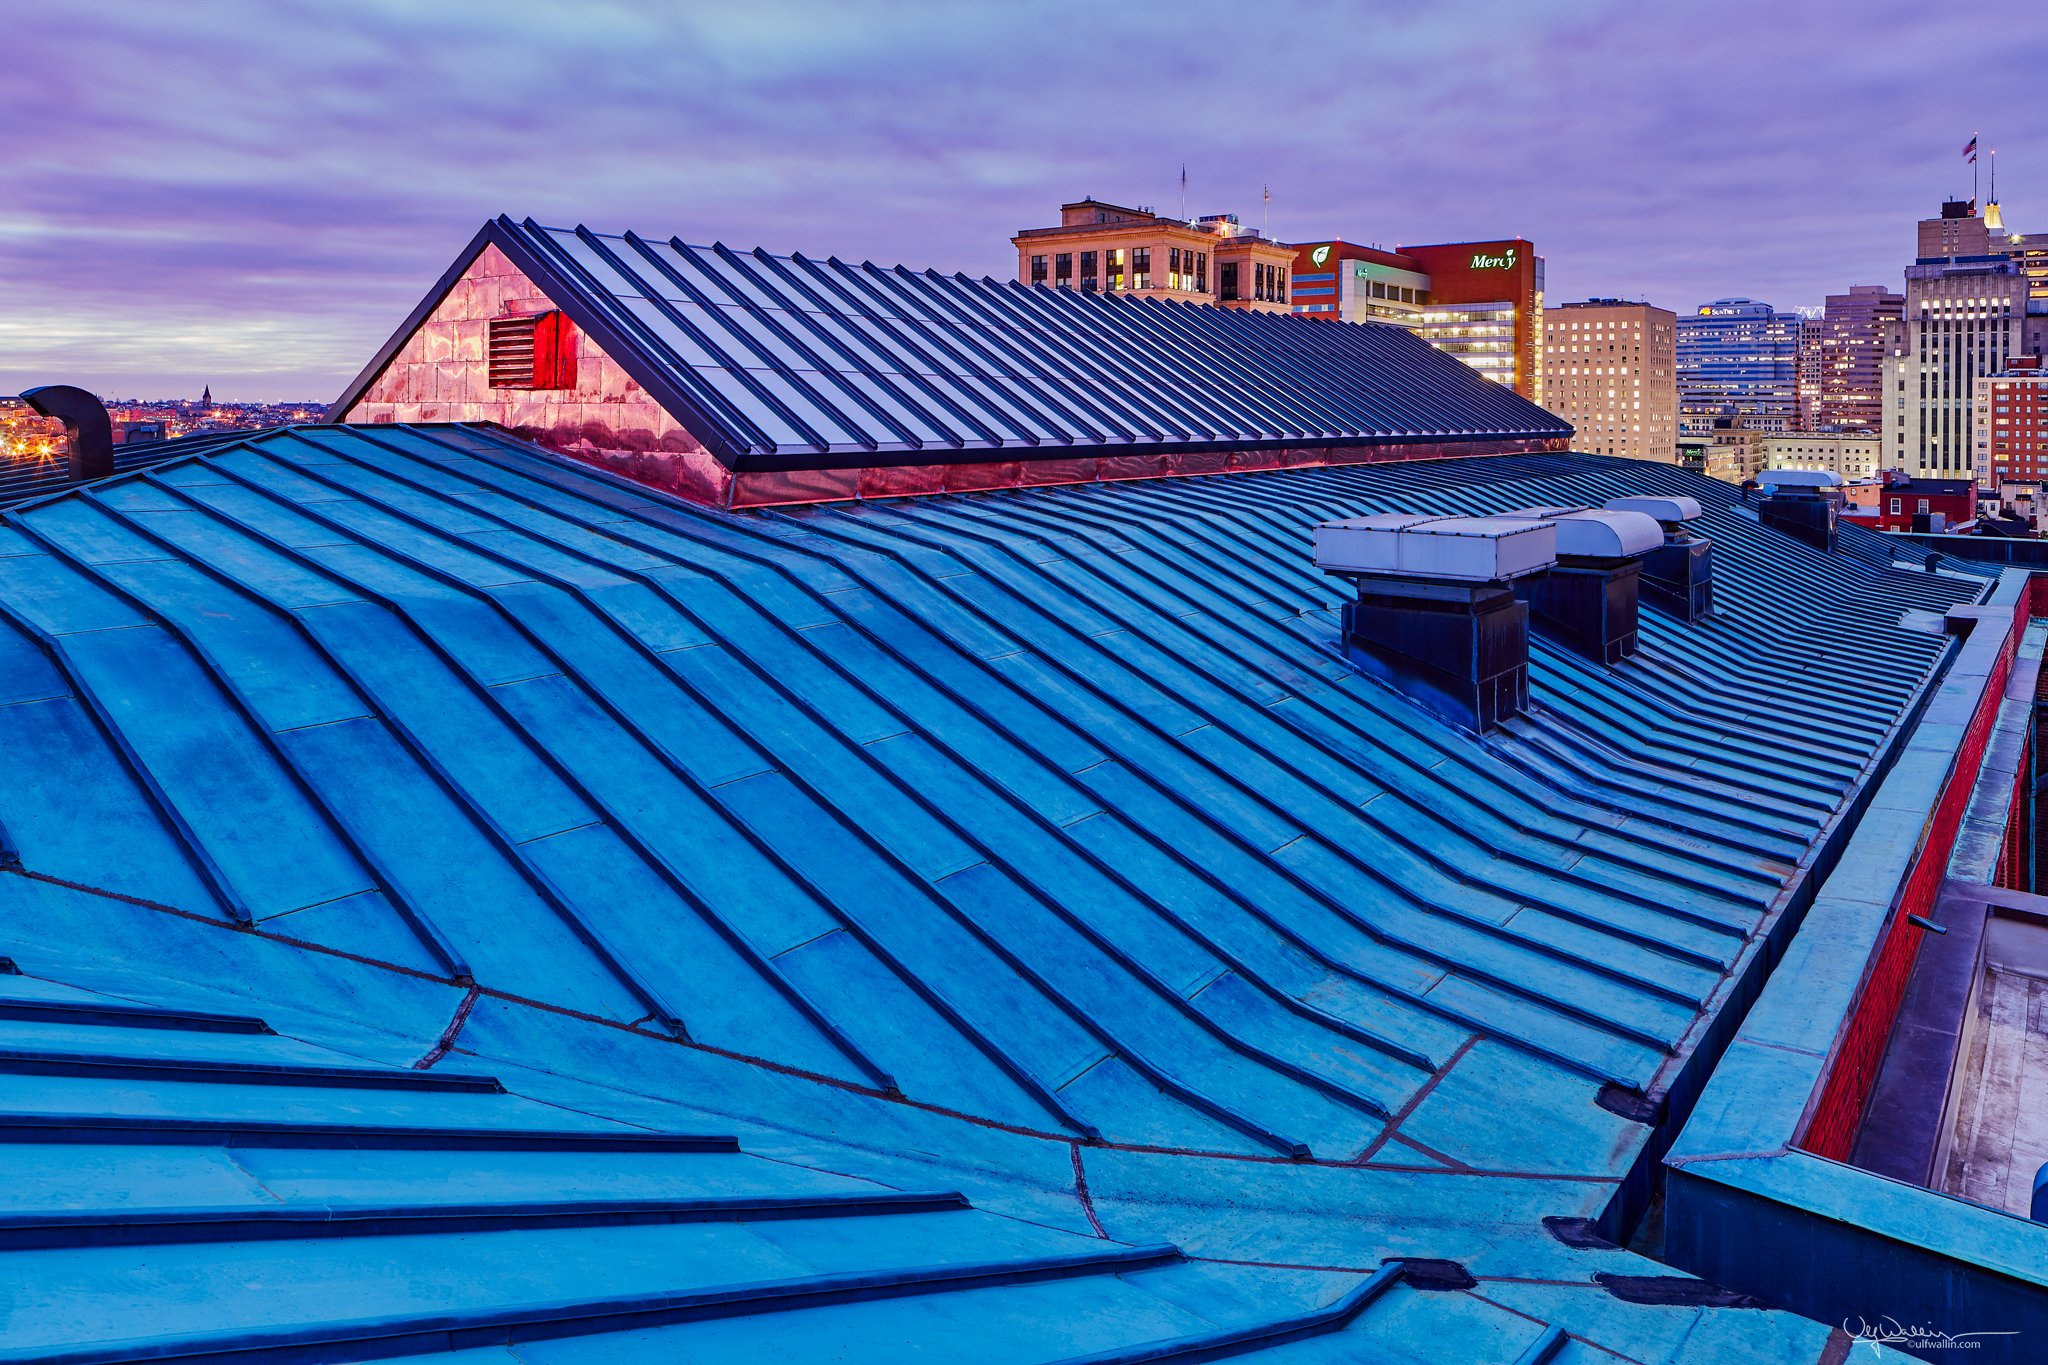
[4,1,2046,400]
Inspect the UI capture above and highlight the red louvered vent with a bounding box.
[488,311,576,390]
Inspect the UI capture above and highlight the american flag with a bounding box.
[1964,136,1978,163]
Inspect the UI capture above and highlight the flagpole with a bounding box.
[1974,131,1979,206]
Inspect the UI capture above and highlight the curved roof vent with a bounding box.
[1604,496,1713,623]
[18,385,113,482]
[1498,507,1663,664]
[1757,469,1843,552]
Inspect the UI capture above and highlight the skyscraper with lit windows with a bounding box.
[1880,201,2048,475]
[1675,300,1803,429]
[1540,299,1677,462]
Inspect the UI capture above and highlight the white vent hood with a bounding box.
[1497,506,1664,559]
[1759,469,1845,488]
[1604,495,1704,523]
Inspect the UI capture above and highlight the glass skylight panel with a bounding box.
[703,304,822,374]
[689,367,813,449]
[543,230,640,292]
[769,367,882,448]
[615,296,741,372]
[829,370,957,446]
[946,376,1066,444]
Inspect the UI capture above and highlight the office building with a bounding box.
[1011,199,1295,313]
[1676,299,1804,428]
[1289,239,1544,399]
[1812,285,1904,432]
[1538,298,1677,461]
[1706,419,1767,484]
[1796,319,1824,430]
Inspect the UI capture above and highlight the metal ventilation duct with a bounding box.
[17,386,113,482]
[1314,514,1556,732]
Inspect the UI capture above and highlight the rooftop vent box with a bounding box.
[1603,496,1714,623]
[1313,514,1558,583]
[1758,471,1842,552]
[1316,514,1555,733]
[1498,508,1662,664]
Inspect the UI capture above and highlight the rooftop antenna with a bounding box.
[1180,164,1187,222]
[1263,184,1270,238]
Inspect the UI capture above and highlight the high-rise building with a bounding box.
[1287,239,1545,399]
[1012,199,1295,314]
[1812,286,1904,433]
[1538,299,1677,461]
[1797,321,1825,431]
[1879,200,2048,476]
[1676,300,1804,429]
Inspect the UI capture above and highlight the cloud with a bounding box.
[1,0,2041,398]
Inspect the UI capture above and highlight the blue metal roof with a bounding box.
[0,424,1985,1361]
[327,217,1573,471]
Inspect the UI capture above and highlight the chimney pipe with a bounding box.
[18,386,114,482]
[1604,496,1713,622]
[1314,514,1557,733]
[1498,508,1664,664]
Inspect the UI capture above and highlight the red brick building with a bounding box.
[1871,470,1977,533]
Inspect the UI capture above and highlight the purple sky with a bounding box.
[4,1,2043,402]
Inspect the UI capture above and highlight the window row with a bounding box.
[1216,261,1288,304]
[1028,249,1208,295]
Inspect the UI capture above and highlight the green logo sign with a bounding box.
[1470,248,1518,270]
[1310,244,1333,266]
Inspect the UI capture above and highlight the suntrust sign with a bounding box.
[1469,248,1518,270]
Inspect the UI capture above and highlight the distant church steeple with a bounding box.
[201,385,212,406]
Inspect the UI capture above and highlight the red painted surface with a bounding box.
[532,310,577,391]
[1799,589,2028,1162]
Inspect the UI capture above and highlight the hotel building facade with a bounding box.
[1538,298,1677,462]
[1012,200,1297,314]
